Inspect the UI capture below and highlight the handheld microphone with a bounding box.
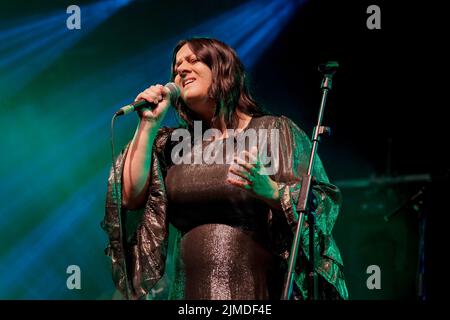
[115,82,180,116]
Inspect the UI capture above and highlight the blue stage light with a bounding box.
[0,0,306,299]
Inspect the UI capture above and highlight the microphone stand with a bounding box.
[383,186,427,300]
[383,187,425,222]
[281,61,338,300]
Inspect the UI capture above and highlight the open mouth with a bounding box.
[183,78,196,87]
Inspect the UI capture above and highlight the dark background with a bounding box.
[0,0,443,300]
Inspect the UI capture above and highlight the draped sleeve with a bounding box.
[268,115,348,300]
[101,126,175,300]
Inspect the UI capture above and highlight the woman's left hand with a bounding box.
[226,147,282,210]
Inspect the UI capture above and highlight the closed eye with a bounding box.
[188,55,200,64]
[173,55,199,76]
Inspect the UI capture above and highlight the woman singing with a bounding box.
[102,37,348,300]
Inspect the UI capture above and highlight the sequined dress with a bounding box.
[165,132,279,299]
[102,115,349,300]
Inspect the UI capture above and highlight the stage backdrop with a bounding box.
[0,0,436,299]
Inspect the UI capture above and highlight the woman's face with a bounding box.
[173,43,213,110]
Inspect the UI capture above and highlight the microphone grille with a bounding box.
[165,82,180,102]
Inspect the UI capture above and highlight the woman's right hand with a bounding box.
[134,84,172,123]
[123,84,174,209]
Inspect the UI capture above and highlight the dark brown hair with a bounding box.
[170,37,267,130]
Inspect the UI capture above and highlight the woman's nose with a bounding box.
[177,62,191,77]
